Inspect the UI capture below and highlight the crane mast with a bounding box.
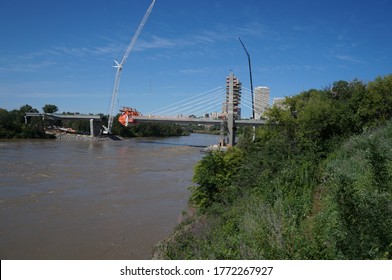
[106,0,156,134]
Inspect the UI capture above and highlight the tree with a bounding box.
[356,74,392,127]
[0,105,48,139]
[19,104,38,114]
[42,104,58,114]
[190,148,244,210]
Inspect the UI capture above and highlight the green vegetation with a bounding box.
[112,117,186,138]
[155,74,392,260]
[0,105,51,139]
[42,104,59,114]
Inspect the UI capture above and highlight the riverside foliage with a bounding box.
[0,105,50,139]
[155,74,392,260]
[112,117,186,137]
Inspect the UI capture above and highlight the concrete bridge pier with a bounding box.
[220,120,227,146]
[90,119,102,137]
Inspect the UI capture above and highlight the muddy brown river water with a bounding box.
[0,134,220,259]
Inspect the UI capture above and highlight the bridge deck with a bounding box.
[25,113,102,121]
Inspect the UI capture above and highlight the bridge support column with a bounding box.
[220,120,226,146]
[90,119,95,136]
[90,119,102,137]
[227,73,236,146]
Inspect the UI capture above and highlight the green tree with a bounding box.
[190,148,244,210]
[0,105,47,139]
[356,74,392,127]
[19,104,38,114]
[42,104,58,114]
[0,108,13,138]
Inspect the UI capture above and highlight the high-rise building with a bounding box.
[253,86,270,119]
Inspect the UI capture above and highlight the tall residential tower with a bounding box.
[253,86,270,119]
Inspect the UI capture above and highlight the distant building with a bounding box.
[273,97,286,109]
[254,86,270,119]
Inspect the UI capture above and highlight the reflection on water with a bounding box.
[0,134,220,259]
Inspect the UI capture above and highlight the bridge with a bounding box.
[25,73,266,145]
[119,73,266,146]
[24,112,103,137]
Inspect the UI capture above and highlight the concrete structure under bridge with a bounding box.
[24,112,103,137]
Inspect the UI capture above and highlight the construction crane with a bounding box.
[105,0,156,134]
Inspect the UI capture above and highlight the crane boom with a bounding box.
[106,0,156,134]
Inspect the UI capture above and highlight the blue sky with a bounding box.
[1,0,391,117]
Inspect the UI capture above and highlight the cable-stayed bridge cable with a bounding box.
[177,94,223,116]
[150,87,225,117]
[154,91,223,116]
[147,86,224,115]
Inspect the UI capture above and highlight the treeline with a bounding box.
[112,120,187,138]
[0,104,185,139]
[155,74,392,259]
[0,105,51,139]
[0,104,100,138]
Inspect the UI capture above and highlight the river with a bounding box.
[0,133,220,259]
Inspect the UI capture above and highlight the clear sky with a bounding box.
[1,0,391,118]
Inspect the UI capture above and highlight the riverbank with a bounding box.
[52,133,119,141]
[151,75,392,260]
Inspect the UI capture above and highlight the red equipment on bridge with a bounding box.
[118,107,141,126]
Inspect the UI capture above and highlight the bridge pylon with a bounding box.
[226,73,240,146]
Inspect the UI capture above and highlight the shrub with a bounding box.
[190,148,244,210]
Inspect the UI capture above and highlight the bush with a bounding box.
[190,148,244,210]
[313,123,392,259]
